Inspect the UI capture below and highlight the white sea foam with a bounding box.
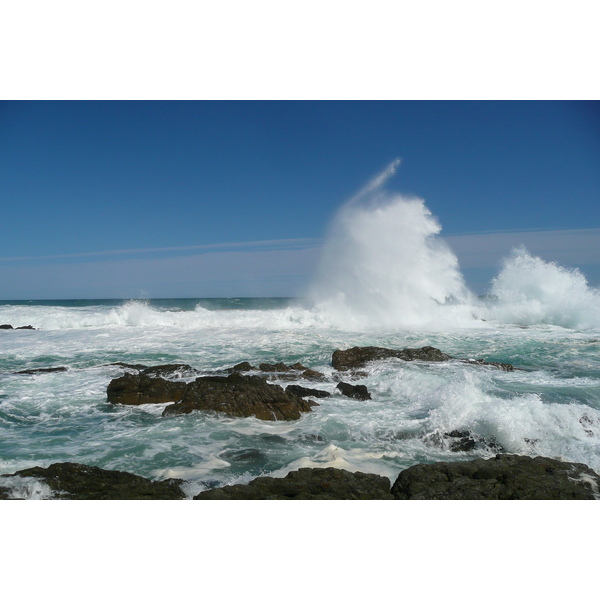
[482,247,600,329]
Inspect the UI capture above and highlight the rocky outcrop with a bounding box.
[332,345,514,372]
[15,366,68,375]
[227,361,326,381]
[286,384,332,399]
[336,382,371,400]
[1,324,36,330]
[194,467,393,499]
[107,372,187,405]
[2,462,185,500]
[332,346,451,371]
[391,454,600,499]
[162,373,317,421]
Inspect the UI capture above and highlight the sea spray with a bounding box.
[483,247,600,329]
[310,160,475,328]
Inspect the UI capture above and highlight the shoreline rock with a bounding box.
[1,324,36,330]
[332,345,514,372]
[1,462,185,500]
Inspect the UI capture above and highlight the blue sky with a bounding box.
[0,100,598,299]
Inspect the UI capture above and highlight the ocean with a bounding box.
[2,162,599,499]
[1,290,599,500]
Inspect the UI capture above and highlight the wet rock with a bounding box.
[140,363,196,377]
[1,324,36,330]
[259,362,293,372]
[336,382,371,400]
[194,467,393,499]
[16,325,36,330]
[332,346,451,371]
[229,361,254,372]
[286,384,332,399]
[107,372,187,405]
[109,362,149,371]
[445,430,477,452]
[462,358,514,372]
[2,462,185,500]
[391,454,600,500]
[332,345,514,372]
[0,324,13,329]
[163,372,317,421]
[0,486,13,499]
[15,366,68,375]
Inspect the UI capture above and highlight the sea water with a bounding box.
[1,162,599,499]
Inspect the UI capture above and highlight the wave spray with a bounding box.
[310,160,475,328]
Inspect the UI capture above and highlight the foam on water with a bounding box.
[310,160,477,329]
[482,247,600,330]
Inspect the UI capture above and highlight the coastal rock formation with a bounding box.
[1,324,36,330]
[226,361,326,381]
[162,373,317,421]
[332,346,451,371]
[286,384,332,399]
[336,381,371,400]
[390,454,600,499]
[107,372,187,405]
[3,462,185,500]
[332,345,514,372]
[15,366,68,375]
[194,467,393,499]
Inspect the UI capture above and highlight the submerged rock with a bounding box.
[162,372,317,421]
[15,366,68,375]
[391,454,600,500]
[332,345,514,372]
[2,462,185,500]
[107,372,187,405]
[286,384,332,399]
[194,467,393,499]
[336,382,371,400]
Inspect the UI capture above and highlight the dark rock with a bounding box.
[229,361,254,372]
[15,366,68,375]
[286,384,332,399]
[259,362,293,372]
[3,462,185,500]
[163,372,317,421]
[107,372,187,405]
[336,382,371,400]
[140,363,195,377]
[16,325,36,330]
[0,486,13,499]
[332,345,514,372]
[194,467,393,499]
[332,346,451,371]
[462,358,514,372]
[0,324,13,329]
[391,454,600,500]
[445,430,477,452]
[109,362,149,371]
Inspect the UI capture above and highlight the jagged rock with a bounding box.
[462,358,514,372]
[229,361,254,372]
[163,373,317,421]
[140,363,196,377]
[286,384,332,399]
[332,345,514,372]
[16,325,36,330]
[391,454,600,500]
[1,324,36,330]
[109,362,149,371]
[336,382,371,400]
[332,346,451,371]
[15,366,68,375]
[259,362,293,372]
[444,430,477,452]
[2,462,185,500]
[107,372,187,405]
[194,467,393,499]
[0,486,13,499]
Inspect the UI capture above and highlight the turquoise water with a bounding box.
[1,297,599,498]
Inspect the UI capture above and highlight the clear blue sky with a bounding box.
[1,101,598,299]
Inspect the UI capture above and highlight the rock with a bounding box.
[162,373,317,421]
[229,361,254,372]
[0,486,13,499]
[15,366,68,375]
[0,324,13,329]
[332,346,451,371]
[194,467,393,499]
[2,462,185,500]
[444,430,477,452]
[391,454,600,500]
[336,382,371,400]
[332,345,514,372]
[259,362,293,372]
[286,384,332,399]
[1,324,36,330]
[109,362,149,371]
[140,363,196,377]
[462,358,514,372]
[107,372,187,405]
